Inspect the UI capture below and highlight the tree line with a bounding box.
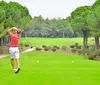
[24,0,99,49]
[0,0,100,50]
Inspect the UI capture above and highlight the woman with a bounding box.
[7,27,21,73]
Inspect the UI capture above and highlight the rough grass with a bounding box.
[0,52,100,85]
[20,37,95,46]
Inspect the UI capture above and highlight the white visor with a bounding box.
[13,27,17,30]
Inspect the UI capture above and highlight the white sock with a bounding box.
[13,68,17,72]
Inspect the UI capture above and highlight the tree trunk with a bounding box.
[95,36,99,50]
[83,34,85,46]
[85,31,88,45]
[63,31,65,38]
[82,30,88,47]
[83,31,87,46]
[0,38,3,54]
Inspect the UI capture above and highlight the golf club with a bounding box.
[24,37,33,48]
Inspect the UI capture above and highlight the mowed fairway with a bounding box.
[0,52,100,85]
[20,37,95,46]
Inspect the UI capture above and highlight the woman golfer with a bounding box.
[8,27,21,73]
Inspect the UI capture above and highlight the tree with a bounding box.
[0,1,32,53]
[57,19,73,38]
[71,6,91,46]
[86,0,100,49]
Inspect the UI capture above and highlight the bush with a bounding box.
[89,47,95,52]
[86,49,92,55]
[52,48,56,52]
[76,46,81,49]
[88,52,96,60]
[77,49,82,55]
[61,46,67,51]
[75,43,79,47]
[95,50,100,56]
[81,48,87,55]
[82,47,95,56]
[35,47,42,51]
[42,45,47,48]
[70,45,75,48]
[71,48,77,53]
[44,47,49,51]
[24,44,29,47]
[87,47,96,55]
[53,45,60,49]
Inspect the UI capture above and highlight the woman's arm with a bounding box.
[7,28,13,36]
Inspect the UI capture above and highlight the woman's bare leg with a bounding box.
[11,59,14,69]
[16,58,20,68]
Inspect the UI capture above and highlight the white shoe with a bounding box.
[13,68,17,72]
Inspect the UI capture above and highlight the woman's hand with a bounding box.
[7,28,14,36]
[7,28,13,32]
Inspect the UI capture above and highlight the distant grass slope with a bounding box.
[20,37,95,46]
[0,52,100,85]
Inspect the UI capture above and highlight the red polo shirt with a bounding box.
[10,34,21,47]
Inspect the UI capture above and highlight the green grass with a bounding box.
[20,37,95,46]
[0,52,100,85]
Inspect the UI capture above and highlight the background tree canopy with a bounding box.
[31,16,74,38]
[0,0,100,50]
[0,1,32,50]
